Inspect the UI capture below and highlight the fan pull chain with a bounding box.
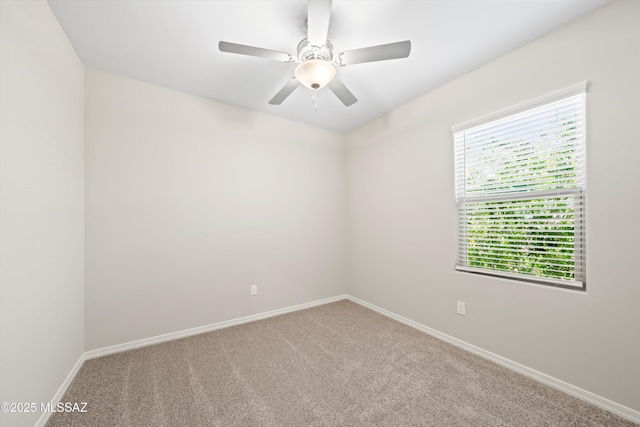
[312,94,318,111]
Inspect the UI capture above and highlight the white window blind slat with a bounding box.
[464,144,585,169]
[465,105,584,142]
[454,88,586,289]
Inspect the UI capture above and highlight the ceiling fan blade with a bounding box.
[327,78,357,107]
[269,78,300,105]
[307,0,332,47]
[219,41,294,62]
[337,40,411,66]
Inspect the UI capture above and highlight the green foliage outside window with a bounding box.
[465,197,577,280]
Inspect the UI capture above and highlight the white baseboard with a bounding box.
[85,294,349,360]
[35,353,86,427]
[346,295,640,425]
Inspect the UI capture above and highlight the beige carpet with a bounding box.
[46,300,636,426]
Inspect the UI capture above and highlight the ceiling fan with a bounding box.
[219,0,411,107]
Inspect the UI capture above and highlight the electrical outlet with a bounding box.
[457,301,466,316]
[250,285,257,296]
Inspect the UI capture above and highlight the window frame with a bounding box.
[452,82,587,290]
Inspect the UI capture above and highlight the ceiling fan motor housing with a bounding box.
[297,38,333,62]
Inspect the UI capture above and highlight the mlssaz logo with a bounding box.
[42,402,88,413]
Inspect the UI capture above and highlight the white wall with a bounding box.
[0,1,85,427]
[85,69,347,350]
[346,0,640,413]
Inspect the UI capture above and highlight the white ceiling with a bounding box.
[48,0,608,133]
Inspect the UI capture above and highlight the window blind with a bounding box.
[454,89,586,289]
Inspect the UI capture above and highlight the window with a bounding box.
[453,83,586,289]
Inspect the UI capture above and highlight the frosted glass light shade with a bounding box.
[294,59,336,90]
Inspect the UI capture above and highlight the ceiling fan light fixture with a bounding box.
[295,59,336,90]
